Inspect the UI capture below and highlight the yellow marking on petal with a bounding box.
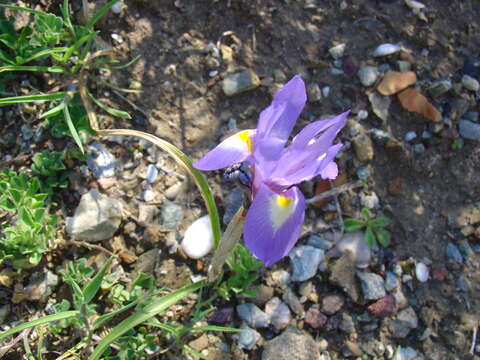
[270,194,296,231]
[277,195,292,207]
[237,130,253,153]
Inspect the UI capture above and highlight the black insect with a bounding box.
[223,162,251,187]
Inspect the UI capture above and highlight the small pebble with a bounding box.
[356,110,368,120]
[373,43,401,57]
[111,33,124,44]
[111,1,124,13]
[415,262,429,282]
[358,66,379,87]
[404,131,417,142]
[236,325,261,350]
[264,297,291,330]
[412,143,425,154]
[357,272,386,300]
[289,245,324,282]
[181,215,213,259]
[446,242,463,263]
[322,86,331,97]
[236,303,270,328]
[459,120,480,141]
[329,43,346,60]
[462,75,480,92]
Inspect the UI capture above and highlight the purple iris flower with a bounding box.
[194,75,348,266]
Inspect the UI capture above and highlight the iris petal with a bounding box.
[256,75,306,144]
[244,184,305,266]
[193,130,255,170]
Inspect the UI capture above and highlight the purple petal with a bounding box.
[193,130,255,171]
[244,184,305,266]
[320,161,338,179]
[256,75,306,143]
[268,112,346,187]
[290,111,349,149]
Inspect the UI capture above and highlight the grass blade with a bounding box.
[82,257,112,304]
[88,92,131,119]
[0,4,47,17]
[89,281,204,360]
[0,65,66,73]
[191,325,241,332]
[63,101,85,153]
[23,47,69,63]
[98,55,141,70]
[85,0,118,29]
[94,129,221,249]
[0,311,79,342]
[39,102,66,119]
[0,92,67,105]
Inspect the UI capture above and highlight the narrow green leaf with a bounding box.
[40,102,66,119]
[0,92,67,105]
[361,208,372,221]
[86,0,119,29]
[62,32,95,63]
[375,229,391,247]
[98,55,141,70]
[94,129,221,249]
[191,325,241,332]
[89,281,204,360]
[0,311,79,342]
[93,301,136,329]
[63,101,85,154]
[19,208,35,227]
[364,226,376,248]
[23,47,69,63]
[83,257,113,304]
[61,0,75,37]
[0,4,47,17]
[88,92,131,119]
[370,216,390,228]
[344,218,365,232]
[0,65,66,73]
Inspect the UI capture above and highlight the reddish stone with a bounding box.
[367,295,398,318]
[304,306,327,329]
[432,265,448,281]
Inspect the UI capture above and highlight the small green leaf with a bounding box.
[344,218,365,232]
[0,92,67,105]
[370,216,390,228]
[375,229,391,247]
[63,101,85,153]
[86,0,119,29]
[361,208,372,221]
[88,92,131,119]
[364,226,376,248]
[82,256,113,304]
[19,208,35,227]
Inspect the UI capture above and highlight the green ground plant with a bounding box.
[0,0,138,153]
[344,208,391,248]
[0,169,57,269]
[31,150,69,193]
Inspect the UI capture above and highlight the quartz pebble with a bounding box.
[222,70,260,96]
[358,66,379,87]
[181,215,214,259]
[373,43,401,57]
[404,131,417,142]
[462,75,480,92]
[237,325,261,350]
[329,43,346,60]
[415,262,429,282]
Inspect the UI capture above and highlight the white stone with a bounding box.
[329,43,346,60]
[373,43,401,57]
[146,164,158,184]
[181,215,214,259]
[462,75,480,92]
[405,0,425,9]
[111,33,124,44]
[415,262,429,282]
[111,1,124,14]
[322,86,331,98]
